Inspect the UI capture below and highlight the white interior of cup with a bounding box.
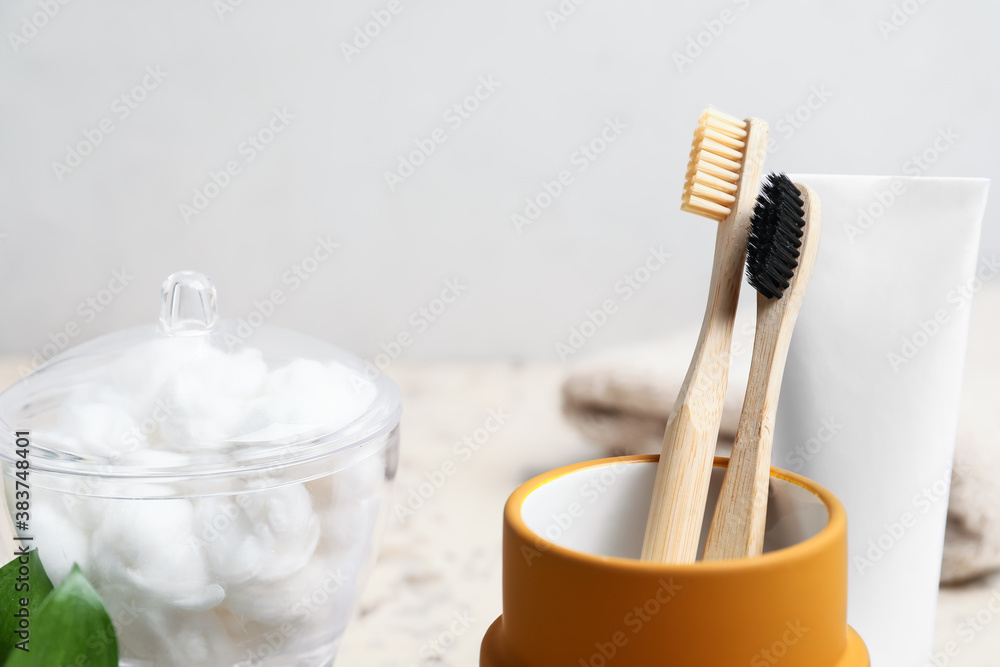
[520,460,830,559]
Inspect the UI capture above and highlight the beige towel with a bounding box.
[562,286,1000,584]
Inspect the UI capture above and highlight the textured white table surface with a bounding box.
[0,359,997,665]
[337,363,1000,667]
[337,362,1000,667]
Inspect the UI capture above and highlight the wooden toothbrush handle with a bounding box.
[641,118,770,564]
[703,294,795,560]
[641,369,728,563]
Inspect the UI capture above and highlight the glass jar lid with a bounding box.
[0,271,400,484]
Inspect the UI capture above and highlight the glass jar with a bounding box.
[0,271,401,667]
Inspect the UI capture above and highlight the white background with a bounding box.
[0,0,997,362]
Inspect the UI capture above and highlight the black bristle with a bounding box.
[746,173,806,299]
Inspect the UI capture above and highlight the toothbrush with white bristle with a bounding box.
[640,108,769,564]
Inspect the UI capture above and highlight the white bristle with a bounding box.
[681,108,748,221]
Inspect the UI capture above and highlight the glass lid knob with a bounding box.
[158,270,219,336]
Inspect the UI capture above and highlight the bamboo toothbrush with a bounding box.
[703,174,821,561]
[640,109,769,563]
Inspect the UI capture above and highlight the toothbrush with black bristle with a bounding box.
[703,173,822,561]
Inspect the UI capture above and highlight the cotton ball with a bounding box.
[101,593,240,667]
[305,475,336,513]
[157,347,266,451]
[108,337,209,419]
[93,580,166,662]
[159,610,242,667]
[61,494,111,534]
[331,449,386,501]
[308,471,383,566]
[197,483,320,589]
[53,399,137,459]
[193,496,267,586]
[319,495,381,555]
[157,387,245,451]
[163,345,268,402]
[15,489,90,584]
[263,359,329,399]
[218,347,269,397]
[223,556,355,628]
[247,359,375,432]
[240,483,321,582]
[89,499,223,612]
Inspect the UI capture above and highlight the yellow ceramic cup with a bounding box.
[481,455,869,667]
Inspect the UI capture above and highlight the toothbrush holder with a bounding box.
[480,455,869,667]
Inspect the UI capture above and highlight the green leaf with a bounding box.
[4,564,117,667]
[0,549,53,663]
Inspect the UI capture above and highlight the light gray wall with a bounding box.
[1,0,996,363]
